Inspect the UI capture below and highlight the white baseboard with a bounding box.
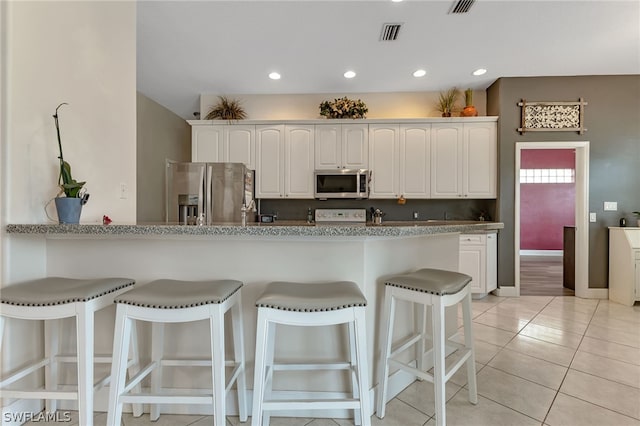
[580,288,609,299]
[493,286,518,297]
[520,250,563,256]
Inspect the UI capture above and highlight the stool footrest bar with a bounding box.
[0,359,49,388]
[120,394,213,405]
[1,389,77,400]
[263,399,361,411]
[273,362,352,371]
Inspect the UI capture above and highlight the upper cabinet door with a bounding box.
[431,124,463,198]
[463,122,497,198]
[314,124,341,169]
[192,125,224,162]
[285,125,315,198]
[368,125,399,199]
[342,124,368,169]
[255,125,285,198]
[400,125,431,199]
[225,125,255,170]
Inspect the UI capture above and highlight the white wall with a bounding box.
[200,91,487,120]
[3,1,137,227]
[1,1,137,413]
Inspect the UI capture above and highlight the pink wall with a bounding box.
[521,149,575,250]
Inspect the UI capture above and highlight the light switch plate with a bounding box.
[604,201,617,211]
[590,212,596,222]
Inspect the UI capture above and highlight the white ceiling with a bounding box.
[136,0,640,119]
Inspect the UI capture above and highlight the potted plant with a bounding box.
[461,88,478,117]
[435,87,460,117]
[53,103,89,224]
[205,96,247,121]
[319,97,368,119]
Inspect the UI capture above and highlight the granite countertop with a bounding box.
[6,221,503,238]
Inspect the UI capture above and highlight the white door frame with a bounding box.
[510,141,598,299]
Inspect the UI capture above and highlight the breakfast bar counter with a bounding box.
[4,221,502,417]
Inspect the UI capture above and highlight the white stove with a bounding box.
[314,208,367,225]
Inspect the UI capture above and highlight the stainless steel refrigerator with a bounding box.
[166,161,255,224]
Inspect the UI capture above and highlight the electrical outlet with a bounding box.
[604,201,617,211]
[590,212,596,222]
[119,183,128,199]
[413,211,419,220]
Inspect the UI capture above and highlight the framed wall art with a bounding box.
[517,98,587,134]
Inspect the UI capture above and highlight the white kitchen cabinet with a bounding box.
[609,228,640,306]
[431,122,497,199]
[315,124,368,169]
[256,125,314,199]
[284,125,315,198]
[369,124,431,199]
[191,124,255,170]
[400,124,431,198]
[256,125,285,198]
[368,125,399,198]
[463,122,497,198]
[459,232,497,297]
[192,125,223,162]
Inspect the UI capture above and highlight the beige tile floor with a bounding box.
[24,296,640,426]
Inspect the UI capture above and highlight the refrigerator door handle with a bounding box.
[204,164,213,225]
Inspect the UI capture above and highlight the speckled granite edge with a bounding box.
[6,222,503,238]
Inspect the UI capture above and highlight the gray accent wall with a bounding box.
[137,92,191,222]
[487,75,640,289]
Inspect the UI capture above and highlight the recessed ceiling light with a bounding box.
[413,69,427,78]
[472,68,487,76]
[391,0,403,3]
[344,70,356,79]
[268,72,281,80]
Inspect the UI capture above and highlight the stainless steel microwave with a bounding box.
[314,169,370,199]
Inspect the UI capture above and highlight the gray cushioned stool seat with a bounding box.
[0,277,135,306]
[385,268,472,296]
[114,279,242,309]
[256,281,367,312]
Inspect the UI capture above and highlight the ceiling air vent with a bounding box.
[449,0,475,14]
[380,23,402,41]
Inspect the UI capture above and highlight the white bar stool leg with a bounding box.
[77,304,94,426]
[231,295,248,422]
[415,302,427,375]
[251,310,269,426]
[150,322,164,421]
[353,307,371,426]
[262,320,276,426]
[211,306,226,426]
[463,291,478,404]
[45,319,60,414]
[107,305,132,426]
[348,321,362,426]
[375,286,395,419]
[128,319,143,417]
[432,298,446,426]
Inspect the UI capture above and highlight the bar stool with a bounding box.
[0,277,138,426]
[376,268,477,426]
[252,281,370,426]
[106,279,247,426]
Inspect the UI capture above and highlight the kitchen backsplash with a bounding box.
[258,199,497,222]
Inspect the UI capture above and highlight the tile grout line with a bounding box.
[540,297,602,425]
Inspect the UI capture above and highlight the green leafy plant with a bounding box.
[435,87,460,116]
[319,97,368,119]
[54,103,86,198]
[205,96,247,121]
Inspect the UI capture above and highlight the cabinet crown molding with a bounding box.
[188,117,499,126]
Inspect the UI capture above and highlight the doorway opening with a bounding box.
[514,142,590,298]
[519,148,575,296]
